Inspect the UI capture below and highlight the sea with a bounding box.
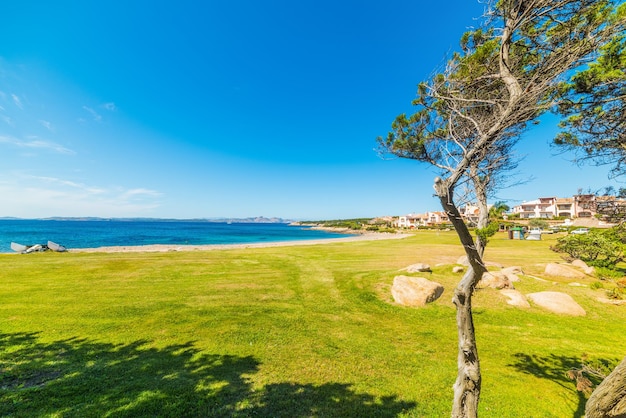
[0,219,354,253]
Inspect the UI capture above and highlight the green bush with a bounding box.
[475,222,499,244]
[602,222,626,244]
[607,279,626,299]
[551,231,624,267]
[590,281,604,290]
[595,266,625,280]
[605,286,626,300]
[528,219,549,229]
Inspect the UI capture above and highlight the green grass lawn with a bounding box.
[1,231,625,417]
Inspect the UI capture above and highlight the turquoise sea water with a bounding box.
[0,220,354,253]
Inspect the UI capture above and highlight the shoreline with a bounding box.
[69,232,410,253]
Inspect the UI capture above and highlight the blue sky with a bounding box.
[0,1,618,219]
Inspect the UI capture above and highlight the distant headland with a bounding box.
[0,216,292,224]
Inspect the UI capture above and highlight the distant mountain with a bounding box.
[208,216,290,224]
[0,216,292,224]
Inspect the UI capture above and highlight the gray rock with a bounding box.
[583,266,596,275]
[503,272,521,283]
[597,297,626,305]
[501,266,523,275]
[500,289,530,308]
[527,291,586,316]
[571,259,589,269]
[477,271,514,289]
[405,263,432,273]
[571,259,596,275]
[457,255,470,266]
[391,275,444,307]
[544,263,587,279]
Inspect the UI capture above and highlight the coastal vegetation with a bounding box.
[551,223,626,301]
[300,218,375,230]
[1,231,625,416]
[300,218,397,233]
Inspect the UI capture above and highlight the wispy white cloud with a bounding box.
[28,175,106,194]
[39,119,54,132]
[102,102,116,111]
[82,105,102,122]
[0,114,13,126]
[11,94,23,109]
[26,176,162,202]
[0,134,75,155]
[0,101,13,125]
[120,188,163,200]
[0,175,163,217]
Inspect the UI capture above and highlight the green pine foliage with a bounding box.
[551,230,624,267]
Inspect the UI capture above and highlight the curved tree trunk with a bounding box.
[586,356,626,418]
[451,269,482,418]
[434,178,487,418]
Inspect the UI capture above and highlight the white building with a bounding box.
[512,197,557,219]
[512,194,600,219]
[395,212,449,228]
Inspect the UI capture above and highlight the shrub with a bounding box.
[590,281,604,290]
[475,222,499,244]
[551,231,624,267]
[594,266,625,280]
[529,219,549,229]
[602,222,626,244]
[605,286,625,300]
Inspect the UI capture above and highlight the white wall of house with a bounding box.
[512,195,603,219]
[395,211,451,227]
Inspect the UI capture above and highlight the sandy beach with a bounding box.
[69,232,410,253]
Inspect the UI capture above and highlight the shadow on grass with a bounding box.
[0,332,416,417]
[509,352,617,418]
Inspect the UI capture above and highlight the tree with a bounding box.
[528,218,549,230]
[604,185,617,196]
[378,1,620,416]
[586,356,626,417]
[551,229,624,267]
[555,6,626,177]
[554,5,626,414]
[488,201,510,220]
